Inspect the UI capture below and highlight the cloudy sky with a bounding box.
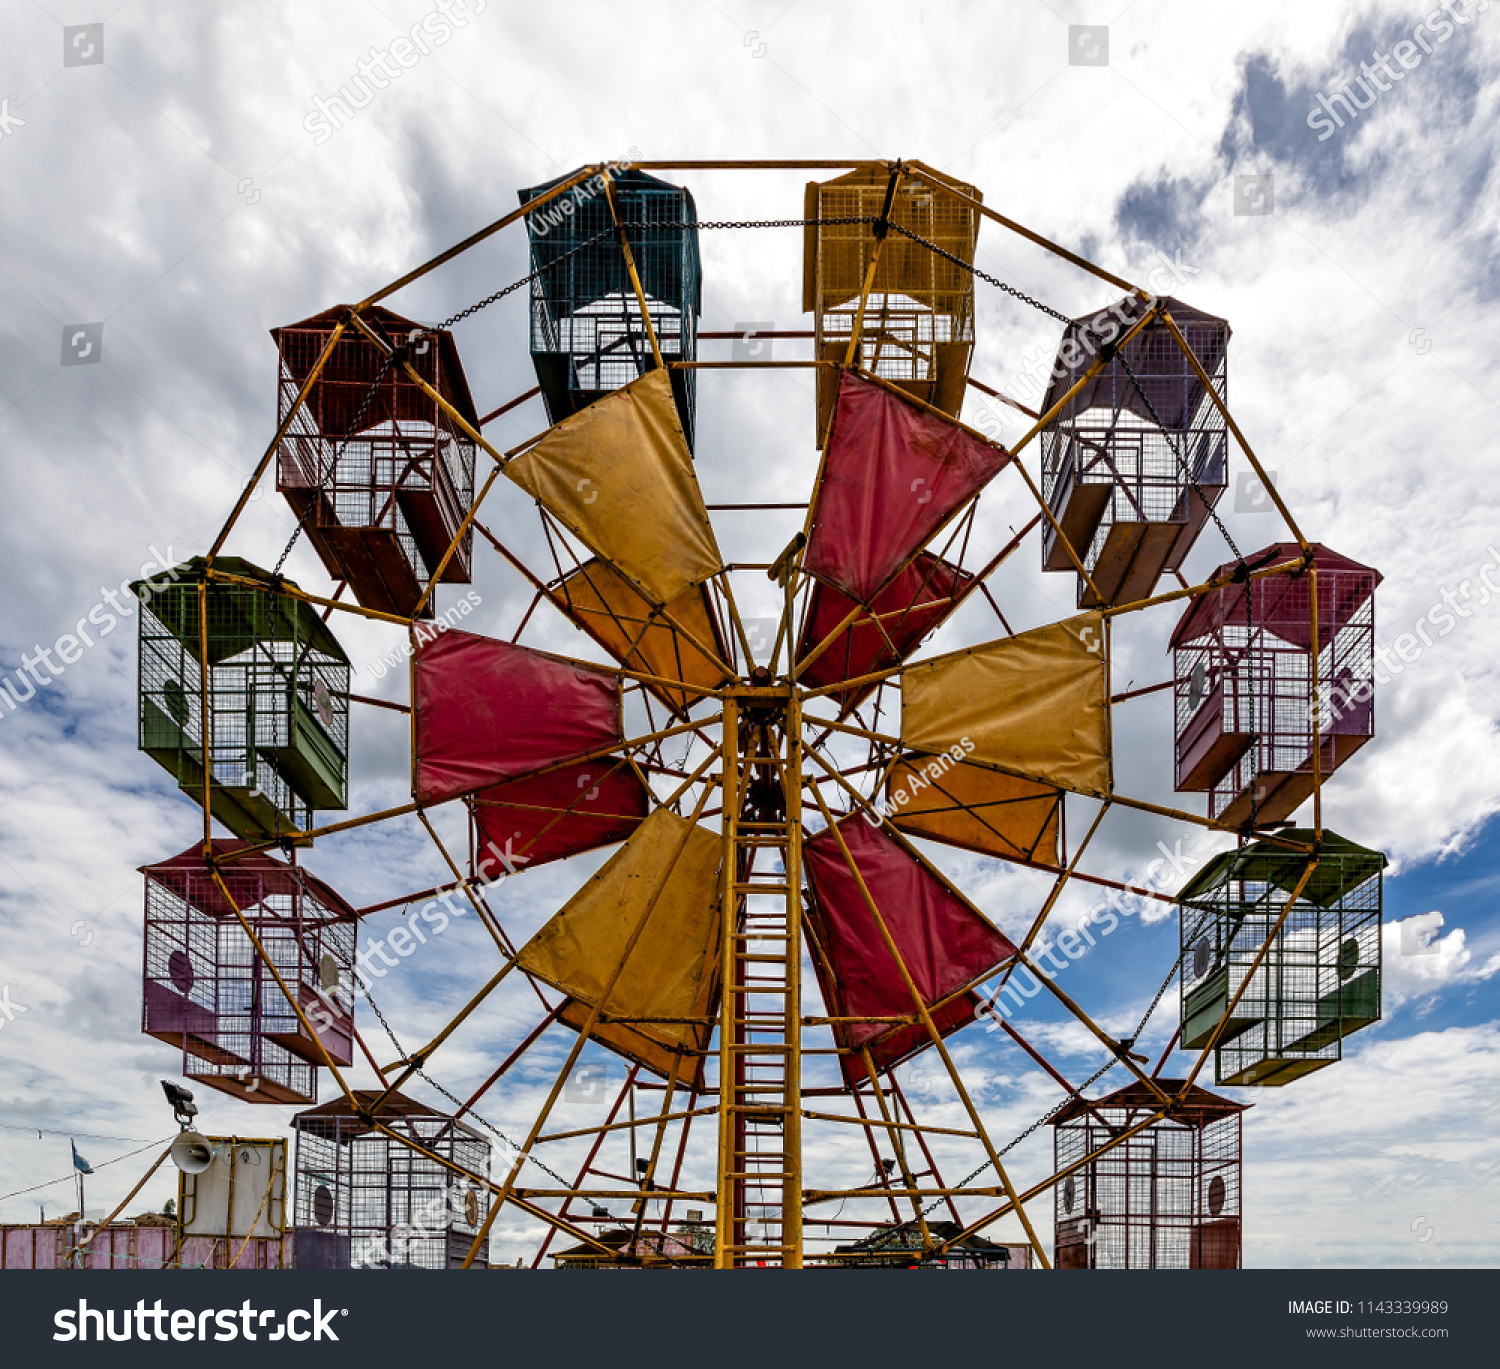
[0,0,1497,1268]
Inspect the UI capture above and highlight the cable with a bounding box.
[0,1123,162,1143]
[226,1153,283,1269]
[267,222,640,570]
[0,1137,176,1205]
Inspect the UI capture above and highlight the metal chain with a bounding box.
[285,871,564,1189]
[1114,345,1242,564]
[419,217,900,339]
[908,944,1186,1227]
[427,222,619,332]
[421,218,879,339]
[380,207,1062,364]
[273,214,614,567]
[414,1068,575,1191]
[883,219,1072,323]
[350,970,573,1189]
[1113,340,1263,821]
[883,220,1247,575]
[673,215,876,231]
[355,970,405,1058]
[653,214,1069,324]
[272,349,397,574]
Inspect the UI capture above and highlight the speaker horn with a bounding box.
[170,1130,214,1175]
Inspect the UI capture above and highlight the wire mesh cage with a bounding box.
[1175,832,1385,1087]
[1040,298,1229,607]
[804,167,980,436]
[274,305,478,619]
[1052,1081,1246,1269]
[1171,545,1380,825]
[292,1092,492,1269]
[134,558,350,844]
[141,843,358,1105]
[520,169,701,450]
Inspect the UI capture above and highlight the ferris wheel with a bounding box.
[132,159,1387,1270]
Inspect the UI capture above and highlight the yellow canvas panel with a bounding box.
[887,759,1062,865]
[554,999,699,1084]
[505,368,723,606]
[514,808,722,1080]
[558,558,727,716]
[901,612,1112,795]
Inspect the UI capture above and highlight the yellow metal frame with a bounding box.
[164,156,1338,1272]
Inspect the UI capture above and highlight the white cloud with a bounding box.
[1242,1023,1500,1266]
[0,0,1497,1267]
[1383,912,1500,1009]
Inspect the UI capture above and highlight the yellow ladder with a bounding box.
[716,689,803,1267]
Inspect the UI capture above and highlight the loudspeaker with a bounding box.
[169,1130,214,1175]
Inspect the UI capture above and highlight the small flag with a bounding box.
[71,1141,94,1175]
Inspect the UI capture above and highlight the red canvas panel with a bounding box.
[797,552,973,709]
[803,817,1015,1082]
[1170,543,1380,651]
[848,993,984,1081]
[471,759,650,875]
[413,628,623,805]
[803,372,1009,603]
